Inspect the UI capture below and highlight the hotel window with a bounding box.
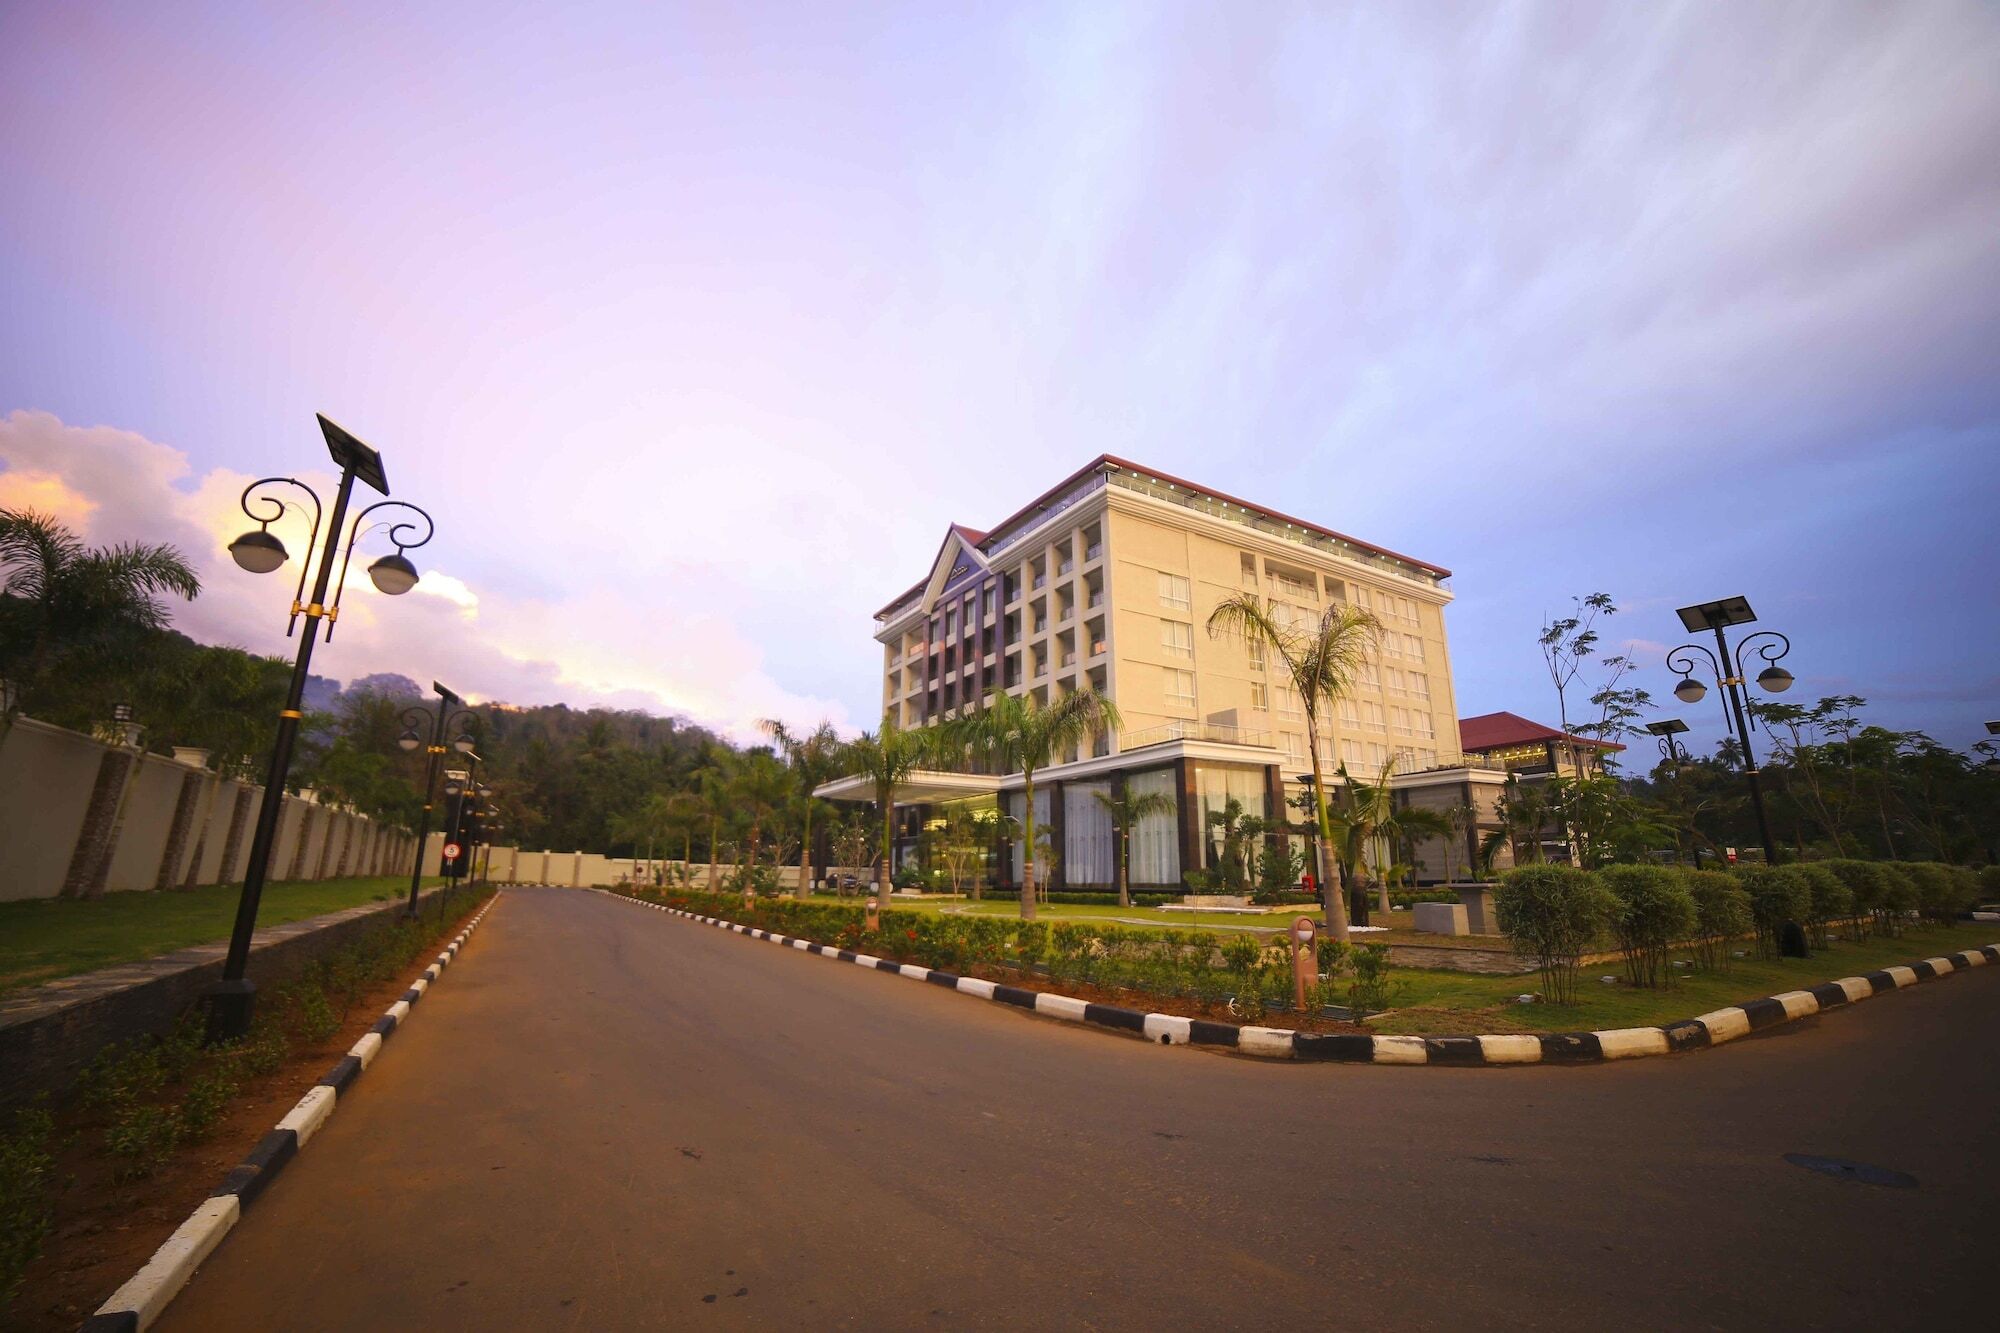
[1357,661,1380,689]
[1247,637,1266,672]
[1338,698,1360,728]
[1406,671,1430,700]
[1158,572,1191,612]
[1281,731,1307,764]
[1161,620,1194,660]
[1340,738,1365,768]
[1389,706,1413,736]
[1383,668,1404,695]
[1366,741,1389,769]
[1413,712,1436,740]
[1250,681,1269,710]
[1164,667,1196,708]
[983,587,996,618]
[1360,700,1386,732]
[1403,633,1425,661]
[1416,747,1438,769]
[1240,552,1258,589]
[1276,685,1303,720]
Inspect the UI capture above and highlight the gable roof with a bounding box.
[1458,711,1624,753]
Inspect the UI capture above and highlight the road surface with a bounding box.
[162,886,1999,1330]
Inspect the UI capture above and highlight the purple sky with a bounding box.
[3,3,1997,756]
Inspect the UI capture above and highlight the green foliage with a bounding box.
[1823,860,1888,941]
[1493,865,1615,1005]
[1733,865,1812,959]
[1873,862,1919,936]
[1979,865,2000,902]
[0,1106,56,1315]
[1682,869,1753,971]
[1903,862,1973,923]
[1598,864,1697,988]
[1348,942,1398,1013]
[1792,863,1854,950]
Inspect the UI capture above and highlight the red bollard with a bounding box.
[1290,916,1317,1013]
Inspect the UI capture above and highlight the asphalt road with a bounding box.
[161,886,2000,1331]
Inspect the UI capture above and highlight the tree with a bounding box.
[841,715,948,905]
[1206,595,1379,941]
[0,508,200,733]
[1536,592,1615,746]
[1481,776,1555,870]
[952,687,1121,922]
[763,718,842,897]
[729,750,791,884]
[828,810,877,897]
[1093,787,1175,908]
[939,802,1000,900]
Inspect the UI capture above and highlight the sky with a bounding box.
[2,2,1997,759]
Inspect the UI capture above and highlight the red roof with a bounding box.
[1458,711,1624,753]
[875,455,1451,619]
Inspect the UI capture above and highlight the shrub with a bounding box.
[1978,864,2000,904]
[1872,863,1919,935]
[1903,862,1971,923]
[1792,863,1854,951]
[1681,870,1753,971]
[1348,942,1398,1013]
[1598,865,1697,988]
[1494,865,1615,1005]
[1,1107,55,1315]
[1822,860,1886,941]
[1733,866,1811,959]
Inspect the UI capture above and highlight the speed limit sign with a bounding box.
[443,841,463,860]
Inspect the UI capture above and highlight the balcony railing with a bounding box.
[1121,721,1274,751]
[1057,560,1074,577]
[1085,543,1103,562]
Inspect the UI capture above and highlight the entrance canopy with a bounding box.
[813,769,1004,807]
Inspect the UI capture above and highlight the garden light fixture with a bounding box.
[202,415,439,1042]
[400,682,478,919]
[1666,596,1798,872]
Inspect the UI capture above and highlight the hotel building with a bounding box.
[821,456,1515,890]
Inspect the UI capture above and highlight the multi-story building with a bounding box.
[823,456,1507,890]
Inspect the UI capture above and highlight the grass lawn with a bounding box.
[0,875,445,995]
[1368,922,2000,1036]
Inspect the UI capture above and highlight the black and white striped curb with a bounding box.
[83,894,502,1333]
[600,891,1999,1069]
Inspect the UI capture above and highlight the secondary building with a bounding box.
[819,456,1514,891]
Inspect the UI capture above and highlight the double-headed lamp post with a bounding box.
[203,416,435,1041]
[397,684,478,918]
[1666,596,1796,867]
[1645,718,1693,768]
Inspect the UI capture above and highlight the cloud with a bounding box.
[0,410,850,743]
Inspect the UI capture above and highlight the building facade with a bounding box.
[834,456,1502,891]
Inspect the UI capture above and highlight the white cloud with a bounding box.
[0,410,851,743]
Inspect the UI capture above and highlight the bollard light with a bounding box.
[1289,916,1317,1013]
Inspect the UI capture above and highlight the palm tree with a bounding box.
[1480,775,1554,871]
[1092,787,1175,908]
[0,508,200,734]
[694,758,736,890]
[660,791,703,882]
[730,750,791,891]
[953,686,1121,922]
[763,718,843,898]
[841,715,948,905]
[1206,595,1379,941]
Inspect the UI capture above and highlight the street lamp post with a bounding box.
[203,415,435,1042]
[1666,596,1795,867]
[1644,718,1692,768]
[397,685,477,918]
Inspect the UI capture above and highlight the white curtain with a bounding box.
[1126,769,1179,886]
[1196,766,1266,851]
[1064,782,1114,887]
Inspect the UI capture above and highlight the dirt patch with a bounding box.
[8,903,488,1332]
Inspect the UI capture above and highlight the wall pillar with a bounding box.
[61,749,137,899]
[1174,758,1202,886]
[218,786,253,883]
[1046,779,1067,891]
[285,802,313,880]
[154,769,204,890]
